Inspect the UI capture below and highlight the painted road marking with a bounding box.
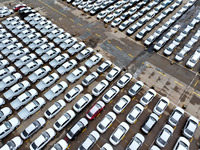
[38,0,66,17]
[96,33,101,37]
[193,92,200,97]
[35,110,40,115]
[157,71,166,77]
[78,23,83,26]
[87,28,91,31]
[116,46,122,51]
[26,139,30,143]
[190,137,193,143]
[129,54,133,57]
[194,80,199,87]
[17,125,22,130]
[70,18,74,22]
[174,81,183,87]
[107,40,111,43]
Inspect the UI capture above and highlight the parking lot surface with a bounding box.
[0,0,200,150]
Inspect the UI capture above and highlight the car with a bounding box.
[78,1,89,9]
[106,5,116,14]
[0,38,18,50]
[10,89,38,110]
[139,89,157,106]
[44,81,68,101]
[125,133,145,150]
[17,28,36,39]
[182,116,199,139]
[186,54,200,68]
[90,6,102,15]
[136,28,147,40]
[29,16,47,26]
[0,60,9,70]
[67,42,86,56]
[2,16,20,25]
[6,20,25,31]
[53,109,76,131]
[96,111,116,133]
[154,39,167,51]
[0,117,20,140]
[100,143,113,150]
[22,32,42,45]
[0,107,12,123]
[0,33,12,42]
[44,100,66,119]
[0,136,23,150]
[66,117,88,140]
[154,27,166,37]
[57,59,77,75]
[35,20,52,30]
[0,29,7,35]
[64,85,83,102]
[72,0,83,6]
[0,98,5,107]
[35,42,55,56]
[126,24,138,36]
[47,28,64,40]
[53,32,71,45]
[97,10,108,19]
[174,49,188,62]
[41,48,61,62]
[66,66,87,83]
[141,113,159,134]
[8,48,30,62]
[82,72,99,87]
[49,53,69,68]
[20,117,46,140]
[51,139,68,150]
[153,97,169,116]
[113,95,131,114]
[111,18,122,27]
[156,124,174,148]
[3,80,30,101]
[120,12,130,21]
[163,43,177,56]
[0,66,16,81]
[78,130,100,150]
[18,97,46,120]
[28,38,48,50]
[12,24,30,35]
[126,103,144,124]
[28,66,51,83]
[150,145,160,150]
[40,24,58,35]
[102,86,120,103]
[24,12,41,22]
[109,122,129,145]
[14,53,37,69]
[104,14,114,23]
[59,37,77,50]
[2,42,23,56]
[36,73,59,91]
[73,94,93,113]
[92,79,109,96]
[168,107,184,127]
[173,136,190,150]
[97,60,112,74]
[128,81,144,97]
[0,73,22,91]
[76,47,94,61]
[85,53,103,69]
[20,59,43,75]
[144,34,157,46]
[106,66,121,81]
[86,101,105,120]
[30,128,56,150]
[83,4,94,13]
[116,73,132,88]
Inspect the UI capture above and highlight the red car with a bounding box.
[13,4,27,11]
[86,101,105,120]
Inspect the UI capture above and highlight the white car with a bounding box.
[109,122,129,145]
[22,32,42,45]
[2,42,23,56]
[53,32,71,45]
[0,98,5,107]
[92,79,109,96]
[163,43,177,56]
[49,53,69,68]
[100,143,113,150]
[20,59,43,75]
[59,37,77,50]
[125,133,145,150]
[47,28,64,40]
[82,72,99,87]
[66,66,87,83]
[128,81,144,97]
[53,109,76,131]
[106,66,121,81]
[73,94,93,113]
[116,73,132,88]
[168,107,184,127]
[0,66,16,81]
[0,9,13,18]
[186,54,200,68]
[64,85,83,102]
[0,107,12,123]
[96,111,116,133]
[182,116,199,139]
[0,38,18,50]
[8,48,30,62]
[78,131,100,150]
[111,18,122,27]
[17,28,36,39]
[126,103,144,124]
[174,49,187,62]
[76,47,94,61]
[35,42,55,56]
[85,53,103,69]
[173,136,190,150]
[104,14,114,23]
[57,59,77,75]
[51,139,68,150]
[30,128,56,150]
[14,53,37,69]
[40,24,58,35]
[0,117,20,140]
[102,86,120,103]
[28,38,48,50]
[44,81,68,101]
[156,124,174,148]
[0,59,9,69]
[67,42,86,56]
[113,95,131,114]
[0,136,23,150]
[97,10,108,19]
[97,60,112,74]
[153,97,169,116]
[139,89,157,106]
[41,48,61,62]
[44,100,66,119]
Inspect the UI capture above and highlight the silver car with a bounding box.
[36,73,59,91]
[47,28,64,40]
[66,66,87,83]
[28,38,48,50]
[0,59,9,69]
[14,53,37,68]
[40,24,58,35]
[35,42,55,56]
[82,72,99,87]
[12,24,30,35]
[57,59,77,75]
[0,38,18,50]
[2,42,23,56]
[17,28,36,39]
[85,53,103,68]
[20,59,43,75]
[59,37,77,50]
[28,66,51,83]
[67,42,86,56]
[49,53,69,68]
[0,66,16,80]
[41,48,61,62]
[97,60,112,74]
[8,48,30,62]
[53,32,71,45]
[22,32,42,45]
[76,47,94,61]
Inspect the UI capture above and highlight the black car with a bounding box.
[66,118,88,140]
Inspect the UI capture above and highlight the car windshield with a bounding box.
[54,143,62,150]
[177,141,188,150]
[22,130,28,137]
[7,140,16,149]
[5,121,12,128]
